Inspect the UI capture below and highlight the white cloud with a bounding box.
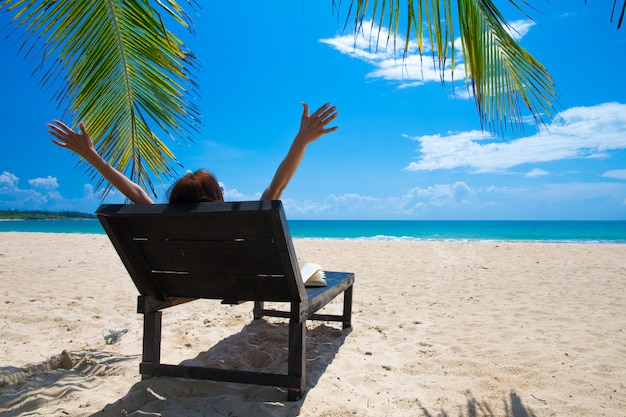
[321,21,422,61]
[602,169,626,180]
[220,182,260,201]
[365,53,460,86]
[28,176,59,192]
[0,171,19,188]
[405,102,626,172]
[82,184,96,199]
[400,182,472,209]
[323,193,388,213]
[525,168,549,178]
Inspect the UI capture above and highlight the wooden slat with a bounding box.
[140,363,298,388]
[123,212,275,241]
[155,272,293,301]
[135,239,284,276]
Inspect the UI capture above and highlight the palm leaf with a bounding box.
[458,0,558,133]
[344,0,558,134]
[1,0,200,197]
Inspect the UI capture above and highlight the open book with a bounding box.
[298,260,327,287]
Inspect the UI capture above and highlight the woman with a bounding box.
[47,102,338,203]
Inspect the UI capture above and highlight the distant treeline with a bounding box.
[0,209,96,220]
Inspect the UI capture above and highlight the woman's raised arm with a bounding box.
[261,102,338,200]
[47,120,154,204]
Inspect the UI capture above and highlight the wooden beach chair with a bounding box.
[96,200,354,401]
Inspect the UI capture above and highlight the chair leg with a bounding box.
[142,311,162,377]
[253,301,265,320]
[288,308,306,401]
[342,285,353,329]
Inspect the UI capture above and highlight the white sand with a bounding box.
[0,232,625,416]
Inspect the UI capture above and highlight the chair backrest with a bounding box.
[96,201,306,302]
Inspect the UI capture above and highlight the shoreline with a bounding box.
[1,230,625,244]
[1,233,625,416]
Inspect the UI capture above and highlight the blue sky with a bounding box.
[1,1,625,220]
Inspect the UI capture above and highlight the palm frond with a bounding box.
[458,0,557,133]
[1,0,200,197]
[344,0,558,134]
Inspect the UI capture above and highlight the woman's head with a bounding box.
[167,169,224,203]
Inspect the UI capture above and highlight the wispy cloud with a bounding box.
[404,102,626,172]
[282,180,626,220]
[320,21,460,88]
[221,183,260,201]
[283,182,476,219]
[525,168,550,178]
[602,169,626,180]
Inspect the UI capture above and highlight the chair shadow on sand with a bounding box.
[91,318,351,417]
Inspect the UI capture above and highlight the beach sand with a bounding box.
[0,232,625,416]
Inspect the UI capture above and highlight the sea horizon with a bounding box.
[1,219,625,244]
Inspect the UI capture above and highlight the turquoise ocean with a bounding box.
[1,219,625,243]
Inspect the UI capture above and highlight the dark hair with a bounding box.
[167,169,224,203]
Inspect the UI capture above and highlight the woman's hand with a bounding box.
[47,120,97,159]
[294,102,338,146]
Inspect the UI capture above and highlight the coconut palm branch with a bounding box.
[1,0,200,197]
[342,0,561,133]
